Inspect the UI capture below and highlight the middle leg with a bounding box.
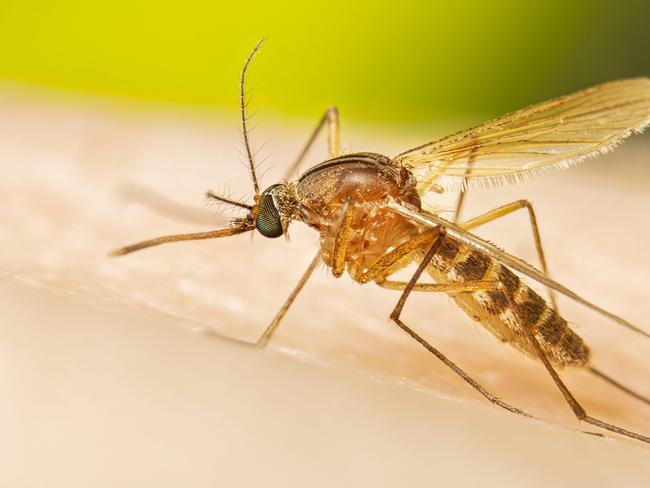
[256,250,322,348]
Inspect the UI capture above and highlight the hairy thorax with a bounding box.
[295,153,424,278]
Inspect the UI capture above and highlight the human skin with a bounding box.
[0,89,649,486]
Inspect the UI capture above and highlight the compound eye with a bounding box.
[256,185,284,238]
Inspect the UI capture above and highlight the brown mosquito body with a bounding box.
[287,151,588,367]
[110,40,650,444]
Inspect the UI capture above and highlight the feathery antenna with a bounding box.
[205,190,253,210]
[240,38,265,197]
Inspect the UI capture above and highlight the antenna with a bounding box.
[240,38,265,197]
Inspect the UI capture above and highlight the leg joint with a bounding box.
[515,198,532,208]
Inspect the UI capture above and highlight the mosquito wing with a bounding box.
[394,78,650,193]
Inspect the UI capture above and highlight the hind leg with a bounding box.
[385,229,532,417]
[525,328,650,444]
[460,199,557,310]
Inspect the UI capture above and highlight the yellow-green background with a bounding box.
[0,1,648,123]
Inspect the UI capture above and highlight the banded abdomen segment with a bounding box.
[426,233,590,367]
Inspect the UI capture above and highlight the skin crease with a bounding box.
[0,89,649,486]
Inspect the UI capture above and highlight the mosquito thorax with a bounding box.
[255,183,287,238]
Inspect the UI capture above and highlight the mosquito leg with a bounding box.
[256,250,322,348]
[388,229,532,417]
[460,199,557,309]
[588,366,650,406]
[354,229,441,284]
[328,201,354,277]
[526,328,650,443]
[374,237,648,412]
[283,107,340,180]
[451,146,477,223]
[332,201,438,281]
[378,280,499,293]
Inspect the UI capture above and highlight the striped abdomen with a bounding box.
[427,233,590,367]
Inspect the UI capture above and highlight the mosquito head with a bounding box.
[237,40,299,239]
[255,183,296,238]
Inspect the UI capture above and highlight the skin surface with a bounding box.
[1,88,649,486]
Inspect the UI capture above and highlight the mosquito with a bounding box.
[110,40,650,444]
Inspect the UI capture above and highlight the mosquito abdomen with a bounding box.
[427,233,590,367]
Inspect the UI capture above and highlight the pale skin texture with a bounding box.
[0,87,649,486]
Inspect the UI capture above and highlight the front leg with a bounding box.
[256,250,322,348]
[331,201,354,277]
[353,230,441,284]
[283,107,340,180]
[327,202,439,280]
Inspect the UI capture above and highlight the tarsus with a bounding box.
[589,366,649,406]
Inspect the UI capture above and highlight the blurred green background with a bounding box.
[0,1,647,124]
